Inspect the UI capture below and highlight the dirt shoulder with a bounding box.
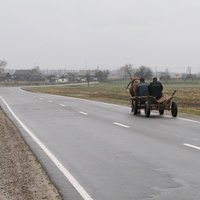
[0,108,62,200]
[172,112,200,121]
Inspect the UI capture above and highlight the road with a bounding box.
[0,87,200,200]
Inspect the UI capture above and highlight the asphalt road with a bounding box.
[0,87,200,200]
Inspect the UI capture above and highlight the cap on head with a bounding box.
[140,77,145,82]
[153,77,157,81]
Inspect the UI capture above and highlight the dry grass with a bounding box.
[24,81,200,116]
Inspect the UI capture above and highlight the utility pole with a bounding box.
[155,67,158,77]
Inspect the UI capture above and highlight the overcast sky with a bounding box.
[1,0,200,73]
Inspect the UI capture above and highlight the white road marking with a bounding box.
[48,100,52,103]
[177,117,200,124]
[37,94,200,124]
[192,138,200,141]
[183,143,200,150]
[39,98,43,100]
[79,111,88,115]
[113,122,130,128]
[0,96,93,200]
[60,104,66,107]
[58,97,200,124]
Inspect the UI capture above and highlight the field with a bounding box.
[24,80,200,116]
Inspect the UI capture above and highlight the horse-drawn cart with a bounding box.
[131,90,178,117]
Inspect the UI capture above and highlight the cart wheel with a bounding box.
[159,109,164,115]
[133,102,138,115]
[171,102,178,117]
[145,101,151,117]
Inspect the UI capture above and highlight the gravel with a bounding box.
[0,108,62,200]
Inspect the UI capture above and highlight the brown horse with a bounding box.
[126,77,140,113]
[127,77,139,97]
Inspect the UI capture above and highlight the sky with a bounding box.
[1,0,200,73]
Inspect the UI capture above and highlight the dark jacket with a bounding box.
[136,82,150,96]
[149,81,163,99]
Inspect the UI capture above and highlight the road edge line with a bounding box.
[0,96,93,200]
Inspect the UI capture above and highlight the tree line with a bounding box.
[0,60,7,72]
[120,64,153,80]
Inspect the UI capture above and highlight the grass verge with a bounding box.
[23,81,200,116]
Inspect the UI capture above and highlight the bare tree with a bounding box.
[120,63,135,80]
[85,71,90,86]
[134,66,153,79]
[95,70,110,82]
[31,66,41,75]
[67,72,77,82]
[182,66,196,82]
[0,60,7,72]
[160,69,171,82]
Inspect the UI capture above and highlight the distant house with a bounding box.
[67,71,80,82]
[159,72,170,81]
[0,73,11,81]
[45,75,58,83]
[58,75,69,83]
[13,69,45,82]
[28,74,45,82]
[13,70,32,81]
[78,70,99,81]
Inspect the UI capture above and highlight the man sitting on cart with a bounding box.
[136,77,150,96]
[149,77,163,100]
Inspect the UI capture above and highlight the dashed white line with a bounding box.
[192,138,200,141]
[39,98,43,100]
[113,122,130,128]
[79,111,88,115]
[183,143,200,150]
[48,100,52,103]
[0,96,93,200]
[60,104,66,107]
